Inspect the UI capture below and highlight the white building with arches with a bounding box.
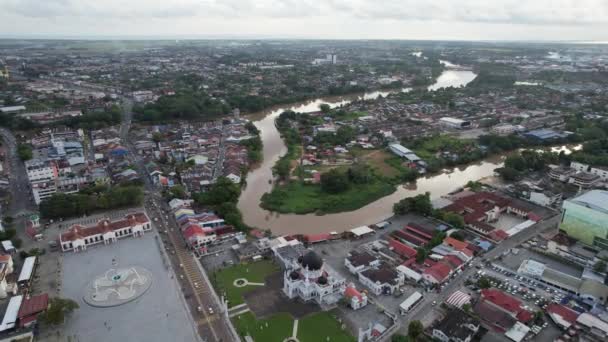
[60,213,151,252]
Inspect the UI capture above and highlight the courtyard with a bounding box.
[60,233,199,342]
[212,259,355,342]
[211,259,279,307]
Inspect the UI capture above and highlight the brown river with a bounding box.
[237,67,549,235]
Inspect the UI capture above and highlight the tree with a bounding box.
[17,144,33,161]
[347,163,373,184]
[496,166,520,181]
[392,335,410,342]
[320,169,350,194]
[275,158,291,180]
[39,297,79,325]
[169,185,187,199]
[441,212,465,229]
[477,276,492,289]
[408,320,424,340]
[152,132,164,143]
[594,260,607,273]
[195,177,240,206]
[319,103,331,114]
[415,247,428,263]
[462,303,472,313]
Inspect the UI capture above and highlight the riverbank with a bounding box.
[237,66,480,234]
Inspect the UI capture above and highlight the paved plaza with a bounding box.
[60,233,200,342]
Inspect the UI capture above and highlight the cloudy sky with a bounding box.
[1,0,607,41]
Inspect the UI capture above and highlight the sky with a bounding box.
[1,0,608,41]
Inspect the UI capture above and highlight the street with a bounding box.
[119,100,236,342]
[405,214,561,330]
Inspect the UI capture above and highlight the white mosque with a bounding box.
[282,250,346,306]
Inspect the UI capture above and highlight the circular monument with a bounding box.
[84,266,153,307]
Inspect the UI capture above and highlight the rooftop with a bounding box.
[568,190,608,215]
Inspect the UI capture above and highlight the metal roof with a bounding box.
[569,190,608,215]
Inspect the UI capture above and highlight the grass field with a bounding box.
[212,260,279,307]
[298,311,356,342]
[359,149,401,177]
[232,310,355,342]
[261,179,396,214]
[233,312,294,342]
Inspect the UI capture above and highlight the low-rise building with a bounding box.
[358,263,403,295]
[344,251,380,275]
[432,309,480,342]
[59,213,151,252]
[343,286,368,310]
[569,172,600,188]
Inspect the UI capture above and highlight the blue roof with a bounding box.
[525,129,566,140]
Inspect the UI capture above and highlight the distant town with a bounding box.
[1,39,608,342]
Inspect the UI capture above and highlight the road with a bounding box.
[0,127,36,218]
[119,100,236,342]
[405,214,561,329]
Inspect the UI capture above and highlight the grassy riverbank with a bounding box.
[261,179,395,214]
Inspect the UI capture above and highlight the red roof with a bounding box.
[304,234,331,243]
[445,192,511,224]
[444,237,469,251]
[442,254,464,269]
[394,230,428,247]
[481,289,522,313]
[488,230,509,241]
[404,223,433,240]
[344,287,363,301]
[516,310,534,323]
[249,229,266,239]
[389,239,417,259]
[183,224,206,240]
[18,293,49,319]
[60,213,149,242]
[546,304,579,325]
[424,262,451,282]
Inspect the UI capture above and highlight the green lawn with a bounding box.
[233,312,294,342]
[298,311,356,342]
[260,180,396,214]
[212,260,279,307]
[232,311,355,342]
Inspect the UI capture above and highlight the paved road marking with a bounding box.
[229,307,251,318]
[292,319,299,338]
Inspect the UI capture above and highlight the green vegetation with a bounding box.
[240,136,263,163]
[134,90,230,122]
[63,105,122,129]
[233,310,354,342]
[38,297,79,326]
[328,110,368,122]
[404,135,486,173]
[233,312,294,342]
[408,320,424,341]
[496,150,561,181]
[297,311,355,342]
[594,260,606,273]
[40,185,143,219]
[17,143,33,161]
[212,260,279,306]
[393,193,433,216]
[194,176,247,231]
[261,177,395,214]
[273,111,303,180]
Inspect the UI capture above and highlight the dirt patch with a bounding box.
[361,150,399,177]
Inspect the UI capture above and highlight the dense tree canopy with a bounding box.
[321,169,350,194]
[39,297,79,326]
[40,185,143,219]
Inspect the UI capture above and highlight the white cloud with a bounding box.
[0,0,607,39]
